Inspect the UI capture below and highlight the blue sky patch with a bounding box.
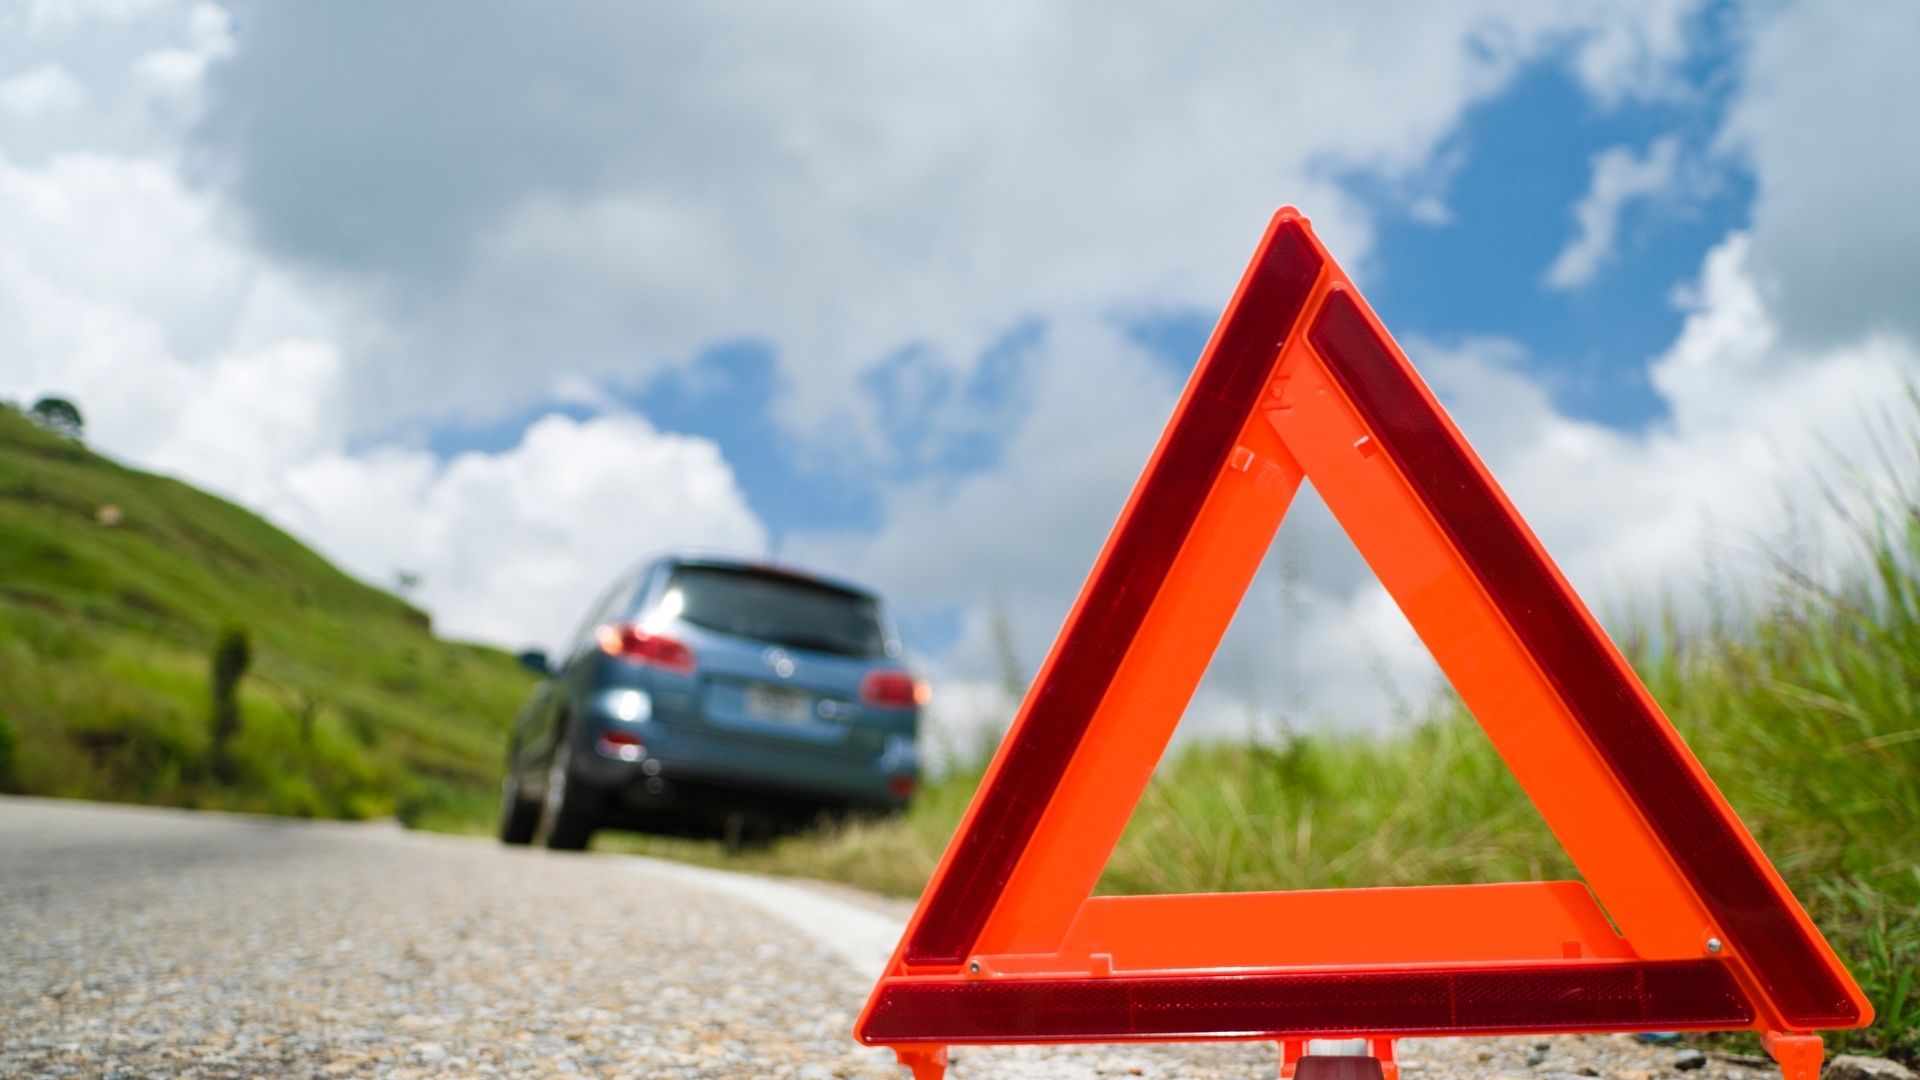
[1352,58,1753,428]
[629,342,884,539]
[1119,43,1756,431]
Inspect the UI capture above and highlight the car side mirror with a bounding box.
[516,649,550,676]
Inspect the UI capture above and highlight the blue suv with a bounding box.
[499,555,925,850]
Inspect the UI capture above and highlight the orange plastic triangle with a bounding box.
[855,209,1870,1079]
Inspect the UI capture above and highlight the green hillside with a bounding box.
[0,408,532,826]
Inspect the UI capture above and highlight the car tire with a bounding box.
[536,735,598,852]
[498,764,539,846]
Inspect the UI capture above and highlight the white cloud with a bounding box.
[130,2,233,105]
[1461,236,1914,644]
[792,313,1179,621]
[0,151,347,474]
[188,1,1712,446]
[1564,0,1698,107]
[272,413,766,649]
[0,63,86,119]
[1721,0,1920,348]
[17,0,171,35]
[1545,134,1682,289]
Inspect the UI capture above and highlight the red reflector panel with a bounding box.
[1307,288,1858,1029]
[902,221,1325,967]
[862,960,1752,1044]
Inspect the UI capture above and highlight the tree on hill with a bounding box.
[29,396,84,440]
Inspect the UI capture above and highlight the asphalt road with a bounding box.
[1,797,1778,1079]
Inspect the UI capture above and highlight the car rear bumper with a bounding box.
[569,692,916,810]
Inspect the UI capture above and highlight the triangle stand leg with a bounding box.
[1291,1059,1386,1080]
[1764,1032,1824,1080]
[893,1046,947,1080]
[1280,1038,1398,1080]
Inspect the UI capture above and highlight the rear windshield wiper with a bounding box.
[771,632,871,657]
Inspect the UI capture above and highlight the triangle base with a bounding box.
[860,959,1751,1046]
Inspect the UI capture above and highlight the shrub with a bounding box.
[28,396,84,440]
[0,712,14,789]
[208,623,251,778]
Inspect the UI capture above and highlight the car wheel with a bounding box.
[536,735,598,851]
[498,764,539,846]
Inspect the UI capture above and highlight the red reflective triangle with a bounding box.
[855,209,1870,1079]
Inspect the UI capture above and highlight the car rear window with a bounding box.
[660,565,889,657]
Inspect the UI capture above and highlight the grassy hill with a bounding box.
[0,408,533,827]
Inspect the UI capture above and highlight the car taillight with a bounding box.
[889,775,917,799]
[597,623,697,675]
[861,669,924,709]
[596,731,646,762]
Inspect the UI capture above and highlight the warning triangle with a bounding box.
[855,209,1870,1080]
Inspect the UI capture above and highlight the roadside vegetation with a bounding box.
[4,399,1912,1061]
[0,406,532,826]
[605,433,1920,1064]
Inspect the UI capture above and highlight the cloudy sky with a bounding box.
[3,0,1915,750]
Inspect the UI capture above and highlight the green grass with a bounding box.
[601,444,1920,1064]
[0,408,534,821]
[5,404,1913,1062]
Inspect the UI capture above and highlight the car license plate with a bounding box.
[744,683,812,724]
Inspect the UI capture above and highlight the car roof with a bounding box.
[657,553,880,603]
